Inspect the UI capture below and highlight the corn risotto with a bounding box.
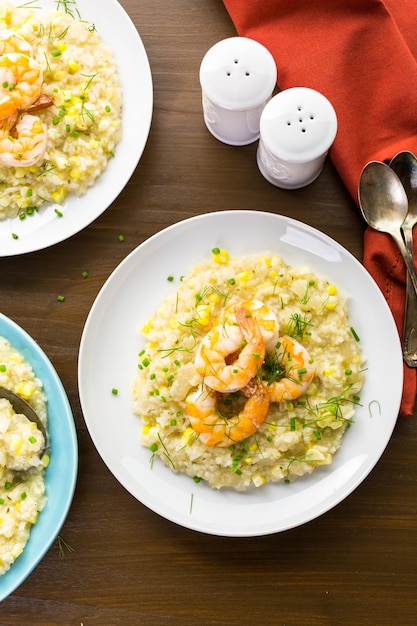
[133,250,365,492]
[0,1,122,219]
[0,336,48,576]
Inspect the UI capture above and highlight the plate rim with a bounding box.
[0,312,78,601]
[0,0,153,256]
[78,209,403,537]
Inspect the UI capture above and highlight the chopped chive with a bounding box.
[149,443,158,453]
[0,364,6,372]
[167,276,174,282]
[350,326,360,342]
[57,295,65,302]
[118,234,124,242]
[20,492,27,500]
[12,233,18,239]
[212,247,220,255]
[105,104,111,112]
[81,270,88,278]
[28,436,37,444]
[54,208,63,217]
[111,388,118,395]
[51,49,62,57]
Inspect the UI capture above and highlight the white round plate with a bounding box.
[78,210,403,537]
[0,0,153,256]
[0,313,77,601]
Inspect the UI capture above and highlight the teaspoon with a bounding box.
[390,150,417,366]
[358,161,417,300]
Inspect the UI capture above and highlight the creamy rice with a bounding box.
[0,336,48,575]
[0,1,122,219]
[133,250,365,492]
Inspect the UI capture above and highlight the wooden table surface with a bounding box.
[2,1,417,624]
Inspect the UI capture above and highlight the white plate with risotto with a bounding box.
[0,312,77,601]
[0,0,152,256]
[78,210,402,537]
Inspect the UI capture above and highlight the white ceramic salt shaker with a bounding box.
[257,87,337,189]
[199,37,277,146]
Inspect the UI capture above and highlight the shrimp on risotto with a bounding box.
[263,335,315,402]
[194,306,266,393]
[185,381,271,448]
[0,52,43,119]
[0,113,47,167]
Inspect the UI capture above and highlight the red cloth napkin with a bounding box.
[223,0,417,416]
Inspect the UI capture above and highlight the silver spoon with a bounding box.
[358,161,417,303]
[390,151,417,366]
[0,386,48,455]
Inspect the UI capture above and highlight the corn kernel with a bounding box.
[51,186,67,203]
[263,256,272,268]
[142,425,151,435]
[70,168,81,179]
[324,367,335,376]
[208,293,221,305]
[244,457,252,465]
[237,271,251,283]
[196,305,211,326]
[67,60,78,73]
[16,382,34,399]
[327,284,337,296]
[53,70,65,81]
[248,443,258,452]
[169,318,179,329]
[269,270,278,280]
[325,296,338,310]
[182,427,195,445]
[57,42,67,52]
[141,319,154,334]
[212,249,229,264]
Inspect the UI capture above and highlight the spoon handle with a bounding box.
[402,229,417,366]
[392,230,417,298]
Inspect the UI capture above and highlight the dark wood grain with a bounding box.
[1,1,416,625]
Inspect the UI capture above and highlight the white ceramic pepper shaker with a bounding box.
[257,87,337,189]
[199,37,277,146]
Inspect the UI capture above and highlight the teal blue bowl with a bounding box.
[0,313,77,602]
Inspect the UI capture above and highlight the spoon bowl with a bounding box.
[358,160,408,230]
[0,386,48,455]
[358,160,417,298]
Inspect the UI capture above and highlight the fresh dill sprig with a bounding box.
[282,312,313,341]
[57,535,75,558]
